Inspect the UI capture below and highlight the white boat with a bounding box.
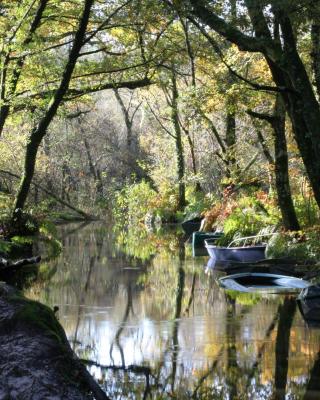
[218,272,310,293]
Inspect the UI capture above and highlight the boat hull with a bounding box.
[205,244,266,262]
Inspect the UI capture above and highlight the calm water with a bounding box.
[27,223,320,399]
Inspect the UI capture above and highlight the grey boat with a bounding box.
[218,272,310,293]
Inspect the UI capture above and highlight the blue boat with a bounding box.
[205,242,266,262]
[205,233,276,263]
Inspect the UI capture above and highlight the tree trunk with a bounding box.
[12,0,94,219]
[83,137,104,200]
[272,96,300,231]
[254,126,274,193]
[171,69,186,211]
[180,17,201,192]
[225,102,237,169]
[185,130,201,191]
[265,52,320,211]
[0,105,9,134]
[311,12,320,100]
[247,97,300,231]
[113,88,134,150]
[249,1,320,209]
[189,0,320,210]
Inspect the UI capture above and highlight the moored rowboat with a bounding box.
[218,272,310,293]
[205,241,266,262]
[205,233,277,262]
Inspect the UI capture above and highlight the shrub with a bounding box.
[183,188,216,220]
[219,194,279,242]
[113,180,179,226]
[265,229,320,262]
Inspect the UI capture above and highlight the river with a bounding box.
[26,222,320,399]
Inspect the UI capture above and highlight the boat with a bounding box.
[181,217,202,236]
[218,272,310,293]
[297,285,320,327]
[192,231,223,248]
[205,242,266,262]
[204,233,275,262]
[192,231,223,256]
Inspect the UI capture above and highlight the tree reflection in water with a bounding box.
[25,223,320,399]
[274,297,296,400]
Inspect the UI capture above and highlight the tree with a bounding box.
[13,0,95,218]
[248,95,300,231]
[185,0,320,209]
[0,0,49,135]
[8,0,156,218]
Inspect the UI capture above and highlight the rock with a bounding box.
[0,283,108,399]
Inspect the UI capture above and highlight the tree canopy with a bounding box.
[0,0,318,234]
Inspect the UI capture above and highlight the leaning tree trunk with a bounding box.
[12,0,94,219]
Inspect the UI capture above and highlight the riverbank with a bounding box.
[0,282,109,399]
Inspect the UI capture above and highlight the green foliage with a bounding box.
[293,194,320,228]
[39,220,58,238]
[0,193,13,220]
[220,195,279,244]
[115,225,183,261]
[265,230,320,261]
[113,180,157,225]
[116,227,158,261]
[39,220,62,260]
[183,188,215,219]
[225,290,261,306]
[38,262,58,282]
[10,236,34,245]
[113,180,180,226]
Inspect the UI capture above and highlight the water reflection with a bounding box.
[25,223,320,399]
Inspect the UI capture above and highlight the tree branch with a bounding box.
[188,0,268,53]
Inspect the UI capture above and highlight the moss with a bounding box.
[10,295,67,345]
